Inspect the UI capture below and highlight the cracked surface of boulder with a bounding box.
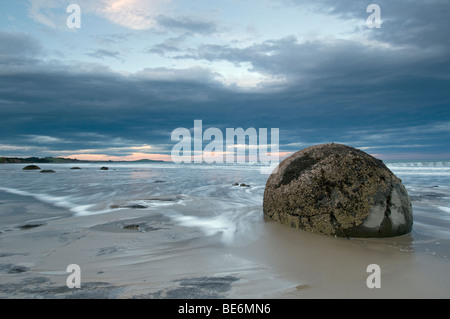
[263,143,413,238]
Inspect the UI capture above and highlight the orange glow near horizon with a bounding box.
[63,151,292,163]
[64,152,172,162]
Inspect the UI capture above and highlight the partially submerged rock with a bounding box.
[119,222,162,232]
[22,165,41,170]
[122,224,141,231]
[110,204,148,209]
[9,262,35,273]
[144,195,185,202]
[40,170,55,173]
[17,221,47,230]
[263,143,413,238]
[232,183,251,187]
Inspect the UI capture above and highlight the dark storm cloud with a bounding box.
[0,55,239,156]
[1,55,448,158]
[1,0,449,162]
[177,36,449,112]
[284,0,450,49]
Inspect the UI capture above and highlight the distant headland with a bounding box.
[0,157,165,164]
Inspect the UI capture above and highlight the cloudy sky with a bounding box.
[0,0,449,161]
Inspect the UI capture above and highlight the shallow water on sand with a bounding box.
[0,163,268,244]
[0,161,449,298]
[1,161,449,248]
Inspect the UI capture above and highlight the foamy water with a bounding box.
[0,163,266,245]
[1,161,449,249]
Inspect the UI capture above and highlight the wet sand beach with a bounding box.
[1,185,449,299]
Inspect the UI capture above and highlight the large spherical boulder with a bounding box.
[263,143,413,238]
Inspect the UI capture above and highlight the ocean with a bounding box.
[0,162,268,245]
[0,160,449,298]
